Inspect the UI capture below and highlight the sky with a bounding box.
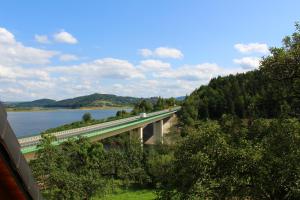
[0,0,300,101]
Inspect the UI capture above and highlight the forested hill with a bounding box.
[164,24,300,200]
[47,93,146,108]
[180,25,300,125]
[12,99,56,108]
[181,70,273,122]
[9,93,159,108]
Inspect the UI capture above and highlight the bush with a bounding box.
[82,112,92,122]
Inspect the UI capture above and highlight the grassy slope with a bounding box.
[93,189,155,200]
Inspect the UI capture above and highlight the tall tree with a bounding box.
[261,23,300,118]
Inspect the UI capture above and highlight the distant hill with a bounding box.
[16,99,56,107]
[49,93,142,108]
[176,96,186,101]
[8,93,159,109]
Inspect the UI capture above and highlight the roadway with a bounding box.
[19,107,180,154]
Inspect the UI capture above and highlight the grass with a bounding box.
[93,188,156,200]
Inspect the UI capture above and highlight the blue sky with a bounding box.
[0,0,299,101]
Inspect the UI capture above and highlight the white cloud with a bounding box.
[46,58,144,80]
[0,27,258,101]
[0,27,57,66]
[0,65,50,81]
[154,47,183,59]
[0,58,246,101]
[139,49,152,57]
[139,59,171,71]
[59,54,78,61]
[234,43,269,54]
[0,28,15,44]
[34,34,50,44]
[155,63,242,81]
[233,57,261,69]
[53,30,78,44]
[139,47,183,59]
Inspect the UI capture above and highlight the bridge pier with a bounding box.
[138,127,143,147]
[153,120,164,144]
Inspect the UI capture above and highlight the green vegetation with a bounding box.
[155,23,300,200]
[30,24,300,199]
[156,118,300,199]
[93,188,155,200]
[29,132,170,199]
[39,114,131,135]
[132,97,177,114]
[15,99,56,107]
[82,112,92,122]
[7,93,161,109]
[180,24,300,125]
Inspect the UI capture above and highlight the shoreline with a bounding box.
[6,106,133,112]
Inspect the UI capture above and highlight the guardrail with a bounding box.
[19,107,180,148]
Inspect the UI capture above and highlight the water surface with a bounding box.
[7,108,130,138]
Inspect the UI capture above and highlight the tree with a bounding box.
[249,119,300,199]
[82,112,92,122]
[157,119,300,200]
[30,136,108,199]
[154,97,165,111]
[261,23,300,118]
[146,148,174,187]
[116,110,129,117]
[198,99,209,119]
[165,97,176,107]
[179,96,198,126]
[132,100,153,114]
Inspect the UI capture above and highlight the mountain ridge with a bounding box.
[5,93,160,108]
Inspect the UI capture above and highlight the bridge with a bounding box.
[19,107,180,160]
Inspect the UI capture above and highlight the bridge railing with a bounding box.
[18,107,180,148]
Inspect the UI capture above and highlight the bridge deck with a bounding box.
[20,107,180,154]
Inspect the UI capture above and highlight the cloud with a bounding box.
[0,27,257,101]
[0,65,50,81]
[59,54,78,61]
[2,56,143,101]
[234,43,269,54]
[154,47,184,59]
[0,27,57,66]
[54,30,78,44]
[155,63,243,81]
[35,34,50,44]
[0,59,246,101]
[139,47,183,59]
[139,59,171,71]
[233,57,261,69]
[0,28,15,44]
[139,49,152,57]
[46,58,144,80]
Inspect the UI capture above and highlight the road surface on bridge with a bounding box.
[19,107,180,155]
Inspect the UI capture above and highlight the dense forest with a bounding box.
[161,23,300,199]
[30,24,300,199]
[180,60,299,125]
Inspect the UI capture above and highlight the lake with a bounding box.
[7,108,131,138]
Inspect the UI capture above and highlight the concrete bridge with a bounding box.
[19,107,180,160]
